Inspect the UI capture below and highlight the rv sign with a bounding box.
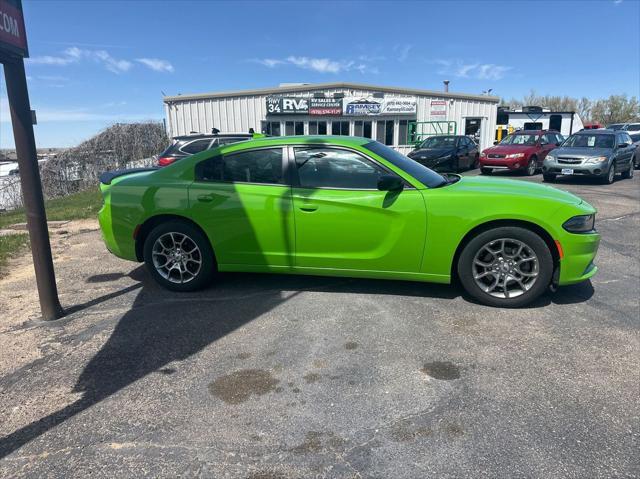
[0,0,28,58]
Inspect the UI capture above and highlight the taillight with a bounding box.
[157,156,176,167]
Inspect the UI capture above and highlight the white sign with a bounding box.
[430,100,447,117]
[343,96,416,116]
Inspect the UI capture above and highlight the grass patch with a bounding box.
[0,233,29,277]
[0,188,102,229]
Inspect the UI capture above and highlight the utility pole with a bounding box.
[1,0,63,320]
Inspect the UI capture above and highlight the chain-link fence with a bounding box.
[0,122,168,211]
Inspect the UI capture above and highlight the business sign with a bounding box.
[0,0,28,58]
[343,96,416,116]
[309,97,342,116]
[266,96,308,115]
[430,100,447,117]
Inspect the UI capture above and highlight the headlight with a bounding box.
[584,156,608,165]
[563,214,596,233]
[546,155,556,162]
[505,153,525,159]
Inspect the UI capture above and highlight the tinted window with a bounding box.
[420,136,457,148]
[196,148,283,184]
[363,141,446,188]
[294,147,390,189]
[181,139,211,154]
[331,121,349,136]
[630,133,640,142]
[626,124,640,132]
[619,133,632,145]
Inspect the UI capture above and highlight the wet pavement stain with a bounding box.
[420,361,461,380]
[208,369,279,404]
[290,431,323,454]
[303,372,321,384]
[236,352,252,360]
[345,341,359,350]
[442,422,465,438]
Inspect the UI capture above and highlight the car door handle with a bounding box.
[299,202,318,212]
[197,194,214,203]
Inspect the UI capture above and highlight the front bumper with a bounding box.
[480,157,525,170]
[543,159,609,177]
[557,231,600,285]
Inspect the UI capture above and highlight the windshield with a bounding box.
[499,134,538,146]
[363,141,447,188]
[419,136,457,149]
[563,134,615,148]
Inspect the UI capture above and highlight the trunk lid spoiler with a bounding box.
[99,167,158,185]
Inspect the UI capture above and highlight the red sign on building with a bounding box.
[0,0,28,58]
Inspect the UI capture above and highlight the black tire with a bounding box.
[542,173,556,182]
[525,156,537,176]
[621,159,634,179]
[457,226,554,308]
[633,153,639,170]
[480,167,492,175]
[143,220,215,292]
[601,163,616,184]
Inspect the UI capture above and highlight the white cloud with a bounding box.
[435,59,512,80]
[26,55,77,66]
[394,44,412,63]
[136,58,174,73]
[252,55,378,74]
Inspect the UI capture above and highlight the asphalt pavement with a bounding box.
[0,171,638,478]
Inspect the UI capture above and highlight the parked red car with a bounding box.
[480,130,564,176]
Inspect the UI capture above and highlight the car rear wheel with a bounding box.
[480,167,492,175]
[621,159,634,179]
[542,173,555,182]
[457,226,553,308]
[143,220,215,292]
[633,153,639,170]
[525,156,537,176]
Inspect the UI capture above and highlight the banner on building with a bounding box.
[309,97,342,116]
[430,100,447,117]
[343,96,416,116]
[266,96,309,115]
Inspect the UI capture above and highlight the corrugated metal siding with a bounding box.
[164,87,498,150]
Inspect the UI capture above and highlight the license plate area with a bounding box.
[561,168,574,175]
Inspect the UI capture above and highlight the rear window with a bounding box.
[363,141,446,188]
[181,139,212,154]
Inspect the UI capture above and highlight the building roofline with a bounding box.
[505,110,577,115]
[163,82,500,104]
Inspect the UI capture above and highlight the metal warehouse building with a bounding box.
[163,82,499,153]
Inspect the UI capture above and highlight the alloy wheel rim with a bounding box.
[608,166,615,182]
[630,162,634,177]
[528,161,535,175]
[472,238,539,299]
[152,232,202,284]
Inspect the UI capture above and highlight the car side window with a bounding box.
[539,135,549,145]
[181,139,212,154]
[620,133,632,145]
[195,148,284,184]
[294,147,391,190]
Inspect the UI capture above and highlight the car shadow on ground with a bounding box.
[0,266,593,459]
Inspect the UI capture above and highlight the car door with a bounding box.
[290,146,427,273]
[537,134,555,165]
[464,137,478,168]
[456,137,469,169]
[188,147,295,268]
[614,133,631,171]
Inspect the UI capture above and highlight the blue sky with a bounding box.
[1,0,638,148]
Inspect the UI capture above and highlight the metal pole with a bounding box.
[3,58,63,320]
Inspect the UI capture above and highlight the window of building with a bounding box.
[195,148,284,184]
[261,121,281,136]
[398,120,410,145]
[285,121,305,136]
[354,120,372,139]
[294,147,390,189]
[309,121,327,135]
[180,139,212,154]
[331,121,349,136]
[376,120,394,145]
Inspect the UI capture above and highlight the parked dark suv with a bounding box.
[156,131,256,166]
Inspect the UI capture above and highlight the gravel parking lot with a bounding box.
[0,172,638,478]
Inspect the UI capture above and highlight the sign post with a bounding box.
[1,0,63,320]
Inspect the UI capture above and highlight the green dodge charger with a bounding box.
[98,135,600,307]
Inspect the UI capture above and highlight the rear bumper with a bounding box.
[557,231,600,285]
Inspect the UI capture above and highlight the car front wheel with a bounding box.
[457,226,553,308]
[525,157,537,176]
[602,164,616,184]
[143,220,215,292]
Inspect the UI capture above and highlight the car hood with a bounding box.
[483,145,537,155]
[409,148,455,160]
[446,175,583,205]
[547,147,612,158]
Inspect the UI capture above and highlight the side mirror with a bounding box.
[493,141,499,145]
[378,174,404,192]
[555,142,561,147]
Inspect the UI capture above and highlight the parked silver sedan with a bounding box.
[542,129,635,184]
